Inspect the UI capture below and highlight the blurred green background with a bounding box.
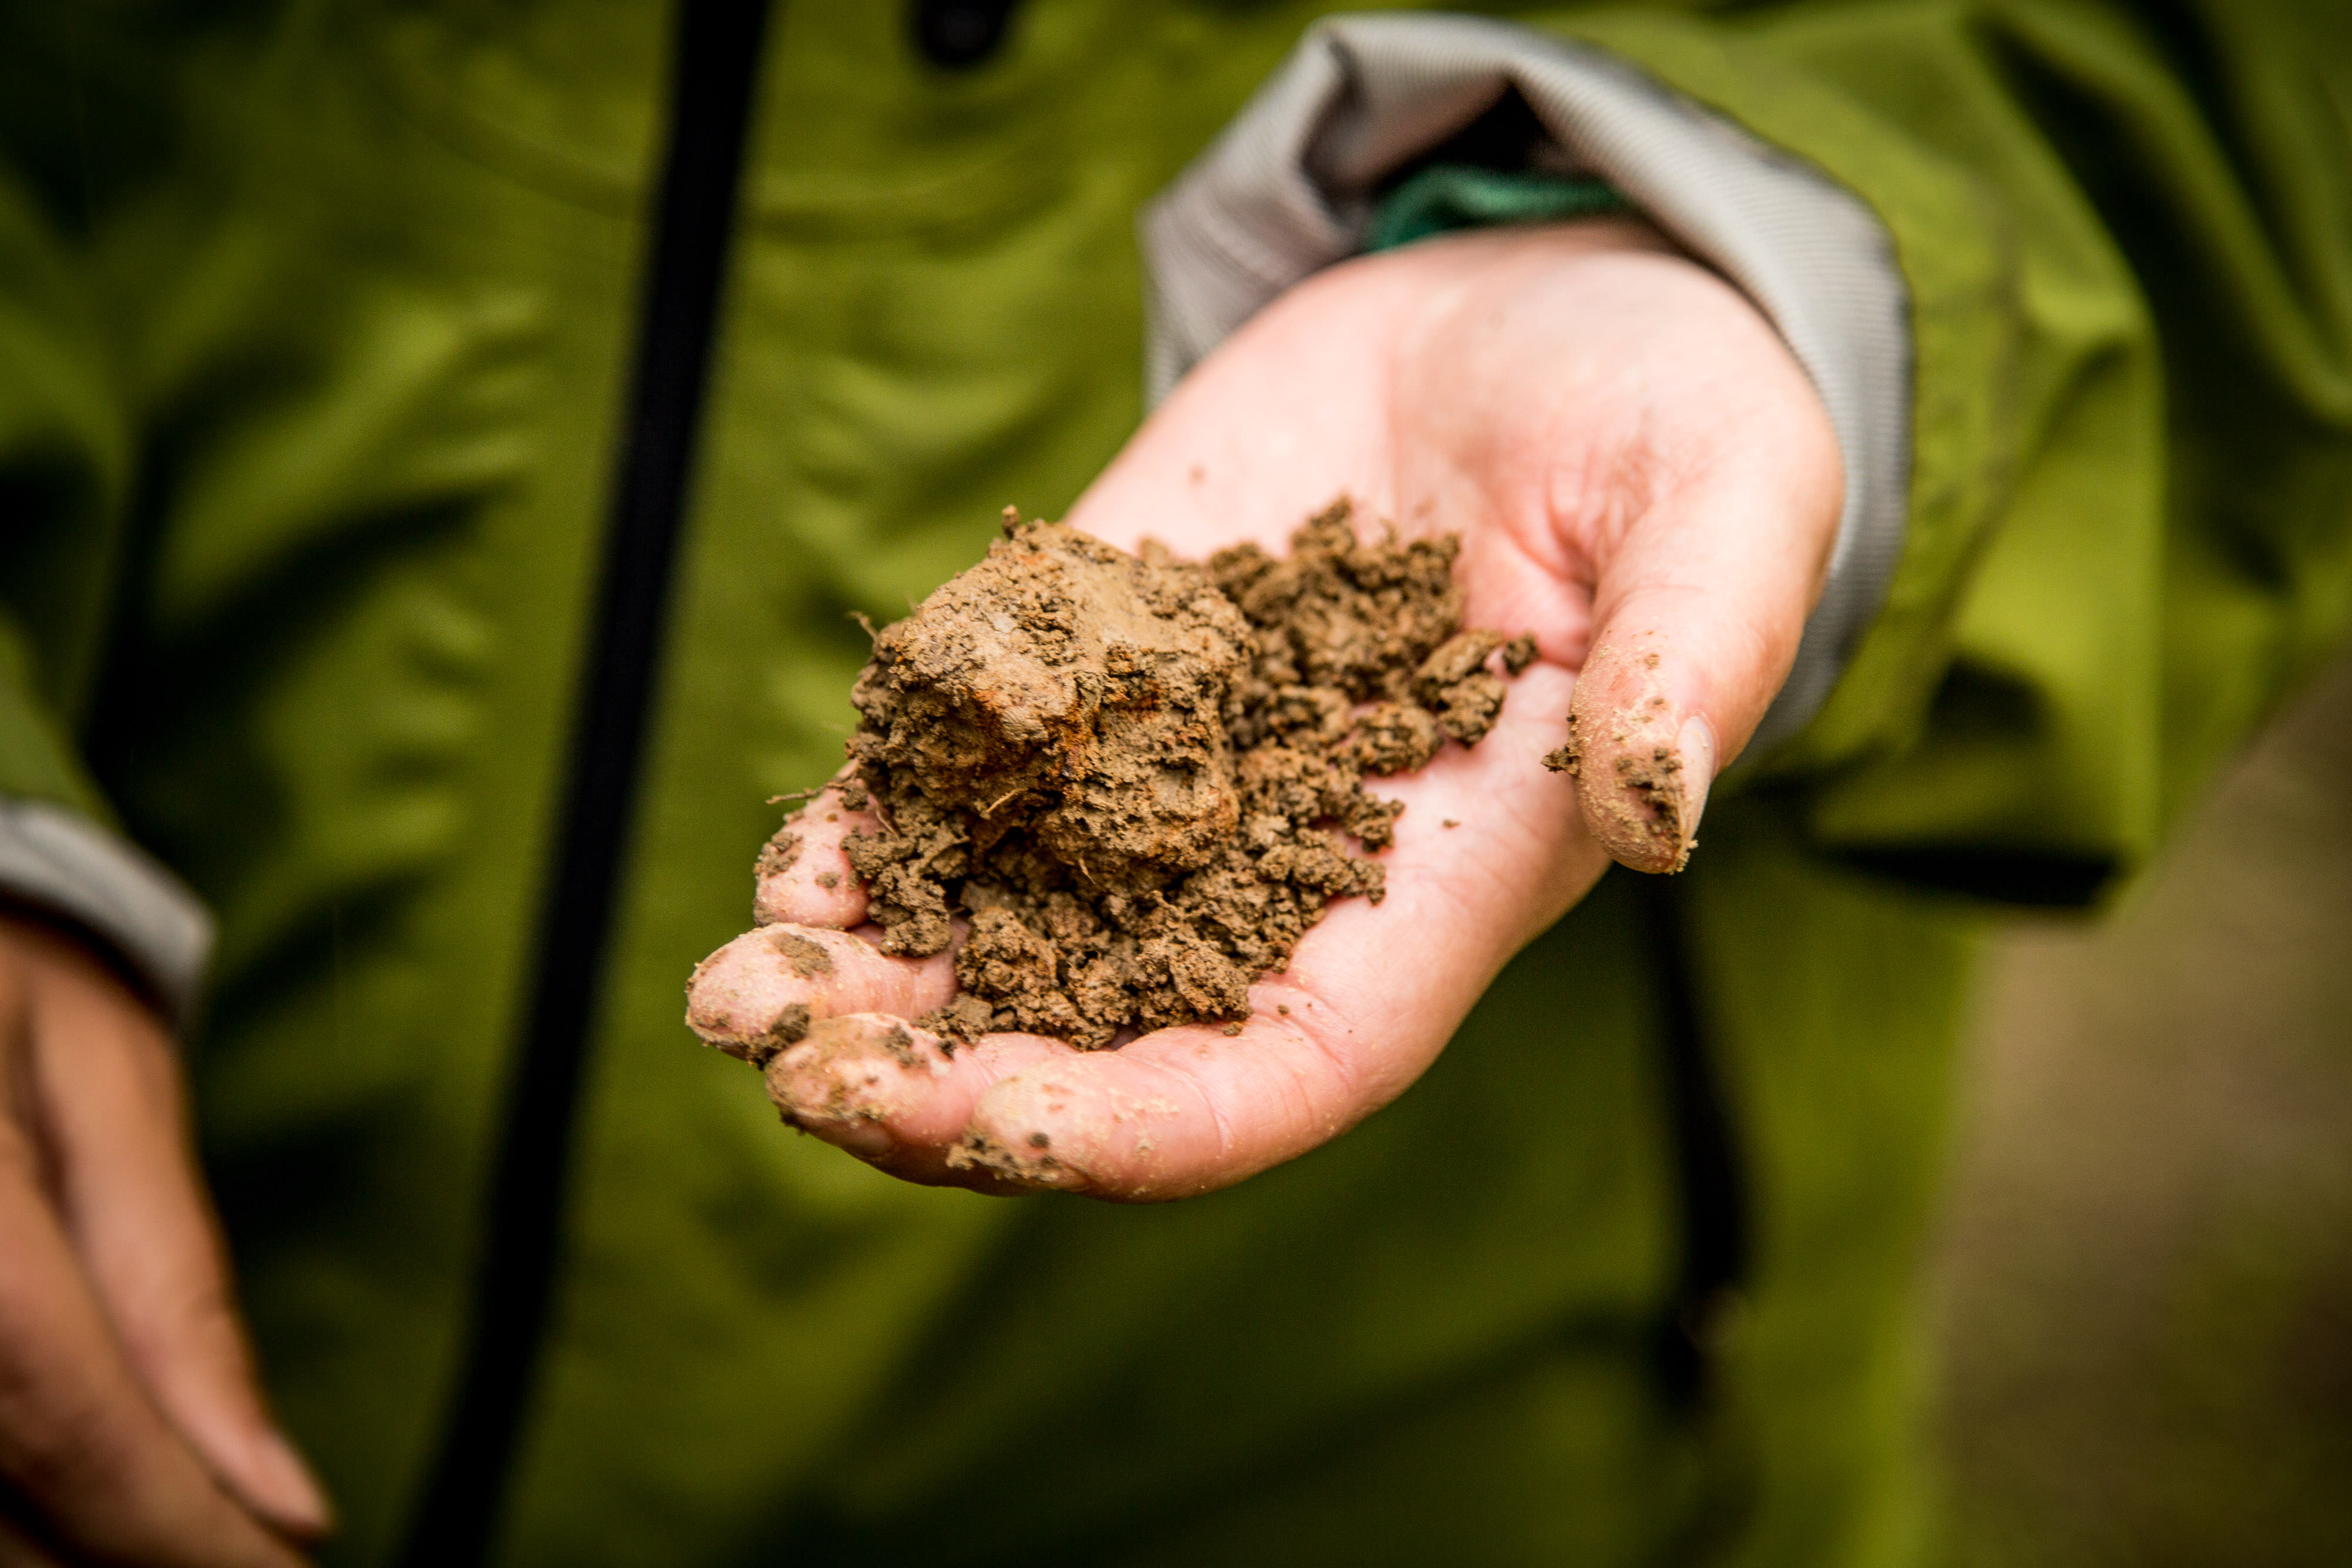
[1926,650,2352,1566]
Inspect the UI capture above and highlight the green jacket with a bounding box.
[1,4,2346,1564]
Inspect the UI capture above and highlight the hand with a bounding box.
[690,219,1840,1200]
[0,912,328,1565]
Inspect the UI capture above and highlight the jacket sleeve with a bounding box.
[0,159,213,1020]
[1149,2,2352,907]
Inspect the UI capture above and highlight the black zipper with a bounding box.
[397,1,775,1559]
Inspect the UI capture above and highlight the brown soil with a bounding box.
[826,499,1524,1048]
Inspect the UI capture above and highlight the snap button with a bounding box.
[911,0,1018,68]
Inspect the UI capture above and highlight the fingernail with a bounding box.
[1676,715,1716,855]
[249,1427,333,1538]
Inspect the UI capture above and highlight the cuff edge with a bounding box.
[0,800,214,1031]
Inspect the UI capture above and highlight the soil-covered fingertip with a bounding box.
[1549,633,1706,874]
[684,925,956,1061]
[762,1014,953,1156]
[753,783,880,929]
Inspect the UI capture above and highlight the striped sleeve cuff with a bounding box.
[0,799,213,1028]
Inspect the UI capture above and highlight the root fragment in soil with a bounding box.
[819,499,1527,1049]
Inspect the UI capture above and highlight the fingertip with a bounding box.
[752,791,876,930]
[763,1014,951,1161]
[238,1427,332,1543]
[761,1017,1064,1189]
[1559,635,1714,875]
[753,870,867,931]
[951,1069,1113,1195]
[686,926,957,1061]
[954,1019,1323,1202]
[684,930,816,1059]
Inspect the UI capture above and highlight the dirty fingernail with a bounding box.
[1676,714,1716,854]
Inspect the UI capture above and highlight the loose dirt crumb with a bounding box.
[1543,712,1583,777]
[878,1023,920,1068]
[768,930,833,979]
[755,828,802,879]
[816,499,1525,1048]
[1613,746,1686,851]
[744,1002,809,1066]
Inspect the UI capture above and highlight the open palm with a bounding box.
[687,219,1841,1199]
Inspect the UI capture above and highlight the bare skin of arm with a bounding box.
[0,912,329,1566]
[691,219,1843,1200]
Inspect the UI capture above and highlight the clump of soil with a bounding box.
[817,500,1528,1049]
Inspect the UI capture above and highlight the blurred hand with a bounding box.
[0,912,328,1566]
[690,219,1840,1201]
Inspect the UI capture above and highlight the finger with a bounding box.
[771,666,1604,1200]
[0,1117,306,1567]
[759,1015,1063,1190]
[1564,452,1836,872]
[686,925,957,1064]
[1551,286,1843,874]
[752,781,880,931]
[25,950,330,1544]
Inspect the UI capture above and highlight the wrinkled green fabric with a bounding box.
[0,4,2345,1566]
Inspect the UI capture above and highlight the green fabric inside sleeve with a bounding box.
[1367,163,1628,252]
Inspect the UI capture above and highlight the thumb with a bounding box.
[1556,424,1843,874]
